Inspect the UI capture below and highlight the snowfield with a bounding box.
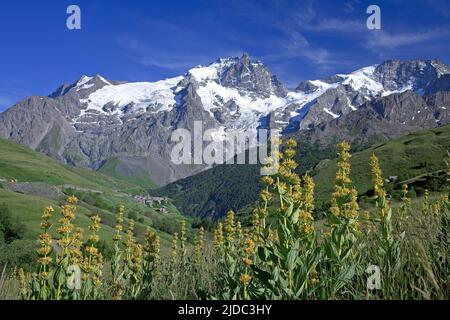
[71,60,439,132]
[79,76,184,116]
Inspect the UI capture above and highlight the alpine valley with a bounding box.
[1,54,450,218]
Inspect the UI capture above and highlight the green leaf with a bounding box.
[251,266,271,287]
[272,266,280,282]
[285,202,294,218]
[291,207,300,225]
[286,240,300,270]
[334,264,356,295]
[257,246,270,262]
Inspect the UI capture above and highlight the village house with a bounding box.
[132,195,167,207]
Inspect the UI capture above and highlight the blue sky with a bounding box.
[0,0,449,112]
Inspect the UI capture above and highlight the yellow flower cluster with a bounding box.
[401,184,411,205]
[329,141,360,224]
[240,238,255,290]
[130,243,143,274]
[261,175,274,187]
[18,268,28,299]
[213,222,224,249]
[40,206,54,230]
[179,220,187,261]
[67,195,78,205]
[180,219,187,243]
[370,154,390,218]
[240,273,251,286]
[370,154,386,199]
[142,227,161,281]
[171,232,179,265]
[124,220,136,267]
[82,215,104,288]
[144,227,160,256]
[195,227,205,261]
[251,209,262,239]
[37,232,52,267]
[242,257,253,267]
[279,139,316,239]
[235,221,243,241]
[297,175,315,238]
[69,227,84,265]
[88,215,101,243]
[57,202,77,247]
[224,210,235,247]
[113,205,125,241]
[244,238,255,255]
[37,205,54,271]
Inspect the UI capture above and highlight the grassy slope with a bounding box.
[0,189,116,242]
[0,138,143,193]
[154,123,450,220]
[152,163,261,219]
[311,125,450,206]
[152,141,336,218]
[98,158,157,190]
[0,188,183,250]
[0,138,192,250]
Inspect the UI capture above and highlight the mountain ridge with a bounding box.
[0,55,449,186]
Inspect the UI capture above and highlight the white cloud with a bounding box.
[281,30,330,64]
[303,18,366,33]
[260,30,333,68]
[297,15,449,56]
[365,29,450,50]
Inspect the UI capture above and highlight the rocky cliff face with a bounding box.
[291,60,450,131]
[0,56,449,185]
[373,59,450,91]
[219,53,287,97]
[294,90,450,148]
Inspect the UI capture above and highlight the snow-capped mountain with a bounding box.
[0,55,449,185]
[62,56,450,135]
[65,56,450,134]
[68,54,295,133]
[285,59,450,131]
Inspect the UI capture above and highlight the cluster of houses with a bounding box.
[132,195,168,208]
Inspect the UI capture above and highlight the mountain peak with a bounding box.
[374,59,450,91]
[77,74,113,86]
[240,52,251,63]
[185,53,287,97]
[2,56,449,187]
[49,74,114,98]
[76,75,93,85]
[218,53,287,97]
